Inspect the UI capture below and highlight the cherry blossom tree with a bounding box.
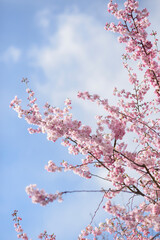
[11,0,160,239]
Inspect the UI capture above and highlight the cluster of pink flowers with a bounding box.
[25,184,63,206]
[45,160,62,173]
[12,210,56,240]
[38,231,56,240]
[11,0,160,239]
[12,210,29,240]
[106,0,160,98]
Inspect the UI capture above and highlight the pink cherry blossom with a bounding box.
[11,1,160,239]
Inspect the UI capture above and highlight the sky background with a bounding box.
[1,0,160,240]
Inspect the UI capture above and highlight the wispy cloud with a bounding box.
[29,10,127,107]
[35,9,52,29]
[1,46,21,63]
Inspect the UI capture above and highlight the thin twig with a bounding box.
[90,194,105,225]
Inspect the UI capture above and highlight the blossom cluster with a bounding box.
[12,210,29,240]
[105,0,160,98]
[25,184,63,206]
[12,210,56,240]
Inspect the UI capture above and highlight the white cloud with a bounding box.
[144,0,160,31]
[35,9,52,29]
[1,46,21,63]
[29,11,128,106]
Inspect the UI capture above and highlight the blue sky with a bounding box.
[1,0,160,240]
